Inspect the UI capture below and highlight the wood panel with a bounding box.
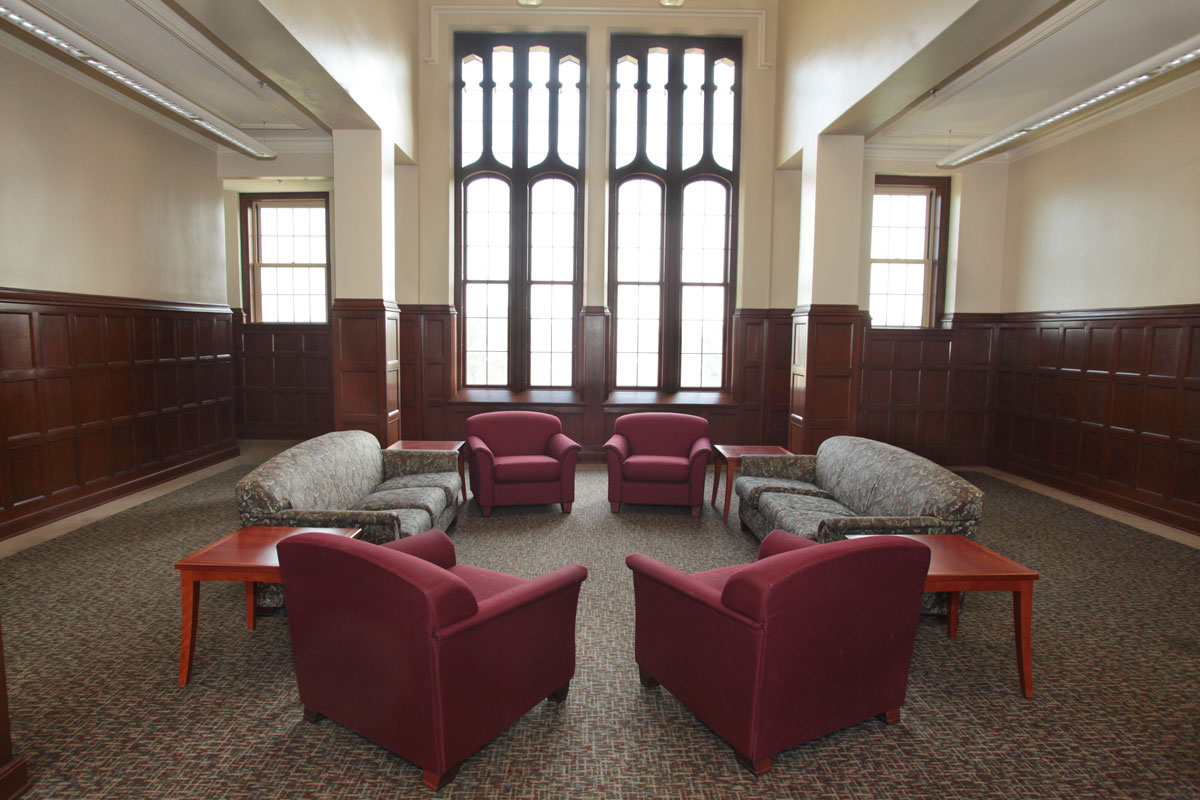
[788,305,868,454]
[0,288,238,542]
[232,314,333,439]
[989,305,1200,533]
[331,300,401,446]
[0,607,29,800]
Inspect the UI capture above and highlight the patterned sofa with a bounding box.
[734,436,982,613]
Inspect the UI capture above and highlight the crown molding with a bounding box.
[864,142,1010,166]
[424,3,773,69]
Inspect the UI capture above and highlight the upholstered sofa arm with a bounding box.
[740,454,817,482]
[816,515,951,542]
[435,564,589,639]
[383,449,459,480]
[758,530,820,560]
[625,554,759,626]
[255,508,400,533]
[688,436,713,469]
[380,529,457,568]
[603,433,630,462]
[547,432,581,462]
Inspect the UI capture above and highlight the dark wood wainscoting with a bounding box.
[232,314,333,439]
[0,288,238,541]
[989,305,1200,532]
[397,305,793,458]
[331,300,401,446]
[788,305,869,454]
[859,316,997,465]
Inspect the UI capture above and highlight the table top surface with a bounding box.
[386,440,465,451]
[900,534,1039,580]
[175,527,362,571]
[713,444,791,460]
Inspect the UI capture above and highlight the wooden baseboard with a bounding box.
[0,756,30,800]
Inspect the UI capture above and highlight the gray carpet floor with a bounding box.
[1,466,1198,799]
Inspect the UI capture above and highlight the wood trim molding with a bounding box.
[331,299,401,445]
[0,287,231,314]
[788,305,869,454]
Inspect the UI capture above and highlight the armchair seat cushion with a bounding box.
[450,564,528,601]
[757,493,858,539]
[622,454,690,482]
[357,485,448,522]
[493,454,562,483]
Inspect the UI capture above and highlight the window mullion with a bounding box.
[662,49,686,392]
[511,45,530,391]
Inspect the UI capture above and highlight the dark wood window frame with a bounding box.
[238,192,332,325]
[453,32,587,392]
[607,35,742,394]
[871,175,951,328]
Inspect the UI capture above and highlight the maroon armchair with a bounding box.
[465,411,581,517]
[278,529,588,789]
[603,412,711,516]
[626,531,930,775]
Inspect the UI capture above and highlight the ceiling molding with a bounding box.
[424,3,773,69]
[864,142,1010,166]
[0,30,217,152]
[1008,66,1200,161]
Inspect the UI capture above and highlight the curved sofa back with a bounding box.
[814,436,982,523]
[236,430,384,517]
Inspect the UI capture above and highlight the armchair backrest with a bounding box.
[236,430,384,518]
[466,411,563,457]
[815,436,983,522]
[612,412,709,457]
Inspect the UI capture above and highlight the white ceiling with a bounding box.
[871,0,1200,153]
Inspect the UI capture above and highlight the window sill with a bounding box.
[449,388,586,406]
[605,390,736,407]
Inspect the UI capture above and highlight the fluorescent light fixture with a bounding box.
[0,0,275,159]
[660,0,686,6]
[938,35,1200,169]
[516,0,543,6]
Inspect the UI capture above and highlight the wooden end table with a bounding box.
[711,444,791,522]
[386,439,467,501]
[902,534,1040,697]
[174,526,361,687]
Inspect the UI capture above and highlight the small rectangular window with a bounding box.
[868,176,950,328]
[240,193,330,324]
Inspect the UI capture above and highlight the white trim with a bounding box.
[864,142,1010,165]
[425,3,773,69]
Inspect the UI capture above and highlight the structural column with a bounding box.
[331,129,401,445]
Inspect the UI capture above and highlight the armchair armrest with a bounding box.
[546,432,581,462]
[740,453,817,482]
[625,554,758,627]
[688,436,712,469]
[603,433,630,462]
[817,515,950,542]
[757,529,819,560]
[435,564,589,639]
[466,435,494,463]
[379,529,457,568]
[383,448,459,479]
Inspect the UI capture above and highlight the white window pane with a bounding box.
[681,320,702,352]
[530,352,550,385]
[528,46,551,167]
[552,284,573,316]
[637,355,657,387]
[712,58,736,170]
[870,263,887,293]
[681,353,700,387]
[638,286,660,320]
[492,46,513,166]
[906,264,925,295]
[530,284,551,315]
[276,207,293,236]
[465,283,487,316]
[489,283,508,314]
[870,228,888,260]
[277,267,294,294]
[278,237,294,263]
[310,296,327,323]
[907,194,928,227]
[261,295,278,322]
[558,57,581,167]
[702,321,722,353]
[872,194,890,227]
[466,318,486,350]
[466,352,486,384]
[615,56,639,168]
[887,263,906,295]
[292,237,309,265]
[487,317,507,350]
[293,209,309,236]
[260,267,278,295]
[551,353,571,386]
[703,286,724,320]
[530,318,551,351]
[886,298,906,327]
[681,286,702,321]
[261,236,278,264]
[904,294,924,327]
[530,247,551,281]
[616,353,636,386]
[461,54,484,165]
[701,354,722,387]
[646,48,669,168]
[907,228,926,260]
[293,296,310,323]
[552,318,572,349]
[487,351,507,384]
[887,228,906,260]
[682,49,705,169]
[638,319,658,351]
[259,208,278,235]
[703,250,724,284]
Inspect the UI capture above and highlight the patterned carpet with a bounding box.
[1,466,1198,799]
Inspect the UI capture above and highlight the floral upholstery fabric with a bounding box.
[734,476,831,508]
[383,449,458,479]
[377,471,460,507]
[739,454,817,482]
[356,486,447,522]
[756,493,858,539]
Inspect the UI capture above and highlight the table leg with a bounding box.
[458,450,467,501]
[1013,583,1034,698]
[245,582,256,631]
[947,591,960,638]
[179,573,200,687]
[722,461,736,523]
[710,458,721,508]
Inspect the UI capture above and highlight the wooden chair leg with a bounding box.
[548,681,570,702]
[610,502,620,513]
[691,505,701,517]
[882,708,901,724]
[480,506,491,518]
[421,764,460,790]
[638,667,659,688]
[734,750,772,775]
[303,708,323,723]
[561,502,572,514]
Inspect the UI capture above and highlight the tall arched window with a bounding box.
[456,34,585,389]
[609,36,741,391]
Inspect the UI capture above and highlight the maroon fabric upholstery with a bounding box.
[465,411,581,514]
[603,413,711,511]
[626,532,930,770]
[278,529,587,787]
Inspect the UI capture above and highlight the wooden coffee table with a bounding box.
[174,526,360,687]
[902,534,1040,697]
[386,439,467,500]
[711,444,791,522]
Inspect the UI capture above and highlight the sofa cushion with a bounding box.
[493,454,562,483]
[734,476,832,510]
[356,486,447,522]
[377,471,461,506]
[622,454,690,482]
[757,493,858,539]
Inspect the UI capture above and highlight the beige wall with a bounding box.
[259,0,418,158]
[0,43,226,305]
[1002,84,1200,312]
